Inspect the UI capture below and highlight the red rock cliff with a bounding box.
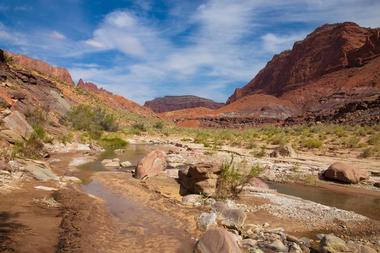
[7,52,74,85]
[227,22,380,103]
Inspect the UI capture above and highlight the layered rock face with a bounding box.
[227,22,380,104]
[144,95,224,113]
[8,52,74,85]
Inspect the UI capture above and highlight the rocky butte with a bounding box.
[144,95,224,113]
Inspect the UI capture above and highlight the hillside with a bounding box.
[0,49,156,149]
[144,95,224,113]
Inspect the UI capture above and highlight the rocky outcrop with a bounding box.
[227,22,380,104]
[0,110,33,142]
[8,52,74,85]
[178,163,221,196]
[195,228,241,253]
[135,150,167,179]
[322,162,369,184]
[144,95,224,113]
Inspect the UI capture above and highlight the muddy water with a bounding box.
[79,144,195,253]
[269,182,380,220]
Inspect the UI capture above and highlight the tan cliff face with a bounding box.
[7,51,75,85]
[227,22,380,105]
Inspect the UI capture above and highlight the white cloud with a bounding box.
[261,32,307,53]
[50,31,66,40]
[84,11,168,58]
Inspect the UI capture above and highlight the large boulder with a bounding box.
[195,228,242,253]
[323,162,369,184]
[135,150,167,179]
[178,163,221,196]
[1,111,33,142]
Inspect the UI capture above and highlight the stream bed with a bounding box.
[79,144,195,253]
[269,182,380,220]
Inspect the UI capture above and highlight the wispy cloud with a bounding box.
[50,31,66,41]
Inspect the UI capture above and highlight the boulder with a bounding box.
[22,161,59,181]
[178,163,221,195]
[120,161,132,168]
[195,228,242,253]
[248,177,269,189]
[267,239,288,252]
[323,162,369,184]
[135,150,167,179]
[1,111,33,142]
[101,159,120,168]
[319,234,348,253]
[0,161,10,171]
[197,212,217,230]
[182,194,203,206]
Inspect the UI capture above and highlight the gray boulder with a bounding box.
[195,228,242,253]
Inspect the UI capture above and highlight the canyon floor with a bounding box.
[1,136,380,253]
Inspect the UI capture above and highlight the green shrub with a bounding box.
[12,133,44,159]
[4,53,14,64]
[359,148,373,158]
[99,137,128,150]
[216,157,262,198]
[153,121,164,130]
[252,145,266,158]
[64,105,118,139]
[132,123,147,132]
[368,133,380,146]
[59,132,74,144]
[300,138,323,149]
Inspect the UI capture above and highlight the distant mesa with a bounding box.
[144,95,224,113]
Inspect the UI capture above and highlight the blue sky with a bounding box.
[0,0,379,104]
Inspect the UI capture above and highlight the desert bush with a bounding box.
[59,132,74,144]
[216,157,263,198]
[99,137,128,150]
[359,147,373,158]
[252,145,266,158]
[368,133,380,146]
[132,123,147,132]
[12,133,44,159]
[4,53,14,64]
[64,105,118,139]
[342,136,360,148]
[153,121,164,130]
[299,138,323,149]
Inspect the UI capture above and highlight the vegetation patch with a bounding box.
[63,105,118,139]
[99,137,128,150]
